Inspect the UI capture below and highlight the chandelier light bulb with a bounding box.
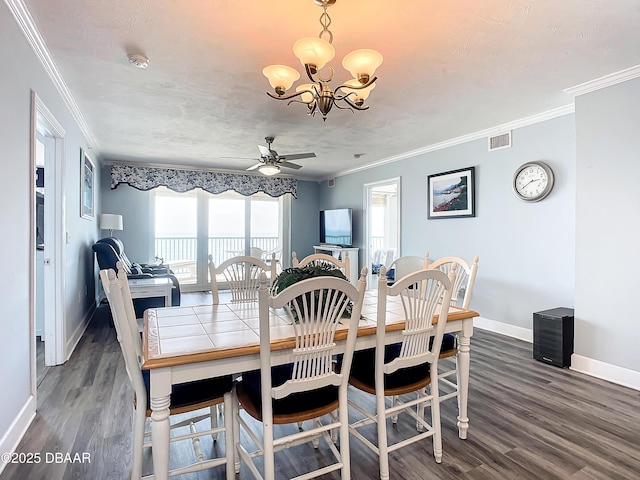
[263,65,300,95]
[293,37,335,73]
[342,79,376,105]
[342,49,383,84]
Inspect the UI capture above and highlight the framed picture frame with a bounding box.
[80,148,95,219]
[427,166,475,219]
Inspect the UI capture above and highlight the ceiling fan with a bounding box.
[246,137,316,175]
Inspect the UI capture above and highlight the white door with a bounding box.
[31,92,67,379]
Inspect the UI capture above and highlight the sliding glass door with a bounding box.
[155,187,285,291]
[154,188,198,284]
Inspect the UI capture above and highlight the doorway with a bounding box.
[31,91,66,398]
[363,178,401,288]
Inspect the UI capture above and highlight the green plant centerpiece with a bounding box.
[271,263,353,320]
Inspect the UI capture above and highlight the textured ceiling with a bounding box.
[22,0,640,179]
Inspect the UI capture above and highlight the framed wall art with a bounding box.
[427,166,475,219]
[80,148,95,219]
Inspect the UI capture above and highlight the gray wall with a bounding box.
[0,3,98,444]
[319,115,577,331]
[575,77,640,371]
[290,180,320,261]
[100,167,154,262]
[101,167,320,267]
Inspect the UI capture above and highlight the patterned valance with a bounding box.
[110,164,297,198]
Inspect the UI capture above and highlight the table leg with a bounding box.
[456,334,470,439]
[150,369,172,480]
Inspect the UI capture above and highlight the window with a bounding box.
[155,187,285,290]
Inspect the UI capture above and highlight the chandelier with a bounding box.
[262,0,383,120]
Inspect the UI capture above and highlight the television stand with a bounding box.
[313,245,359,286]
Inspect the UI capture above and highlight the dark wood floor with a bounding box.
[3,293,640,480]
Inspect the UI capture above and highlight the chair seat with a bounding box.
[142,370,233,415]
[439,335,457,359]
[350,334,456,395]
[238,365,339,423]
[438,333,457,357]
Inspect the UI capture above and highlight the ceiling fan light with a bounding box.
[342,79,376,103]
[258,163,281,176]
[293,37,335,72]
[263,65,301,95]
[342,48,383,83]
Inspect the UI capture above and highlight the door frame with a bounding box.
[30,91,67,385]
[363,177,401,288]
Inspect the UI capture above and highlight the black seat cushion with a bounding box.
[142,370,233,411]
[240,364,338,417]
[439,333,457,353]
[350,334,456,391]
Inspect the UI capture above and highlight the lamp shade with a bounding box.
[341,79,376,103]
[293,37,335,70]
[258,164,281,176]
[99,213,123,232]
[263,65,300,94]
[342,48,383,83]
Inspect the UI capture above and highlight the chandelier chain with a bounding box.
[318,4,333,44]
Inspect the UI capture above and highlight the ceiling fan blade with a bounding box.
[279,161,302,170]
[246,163,262,171]
[279,152,316,161]
[258,145,275,159]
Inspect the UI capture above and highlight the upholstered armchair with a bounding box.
[92,237,181,317]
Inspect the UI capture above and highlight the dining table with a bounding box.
[142,291,479,480]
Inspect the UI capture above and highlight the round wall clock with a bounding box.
[512,161,555,202]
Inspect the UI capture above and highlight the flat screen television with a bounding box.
[319,208,353,247]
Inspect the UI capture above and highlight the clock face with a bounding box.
[513,162,554,202]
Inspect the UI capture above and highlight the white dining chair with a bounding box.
[385,251,429,284]
[347,266,455,479]
[100,263,235,480]
[209,254,276,304]
[292,251,351,280]
[233,269,367,480]
[427,255,479,405]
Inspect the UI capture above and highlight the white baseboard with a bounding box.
[473,316,533,343]
[571,355,640,391]
[0,395,36,475]
[473,316,640,391]
[65,302,96,362]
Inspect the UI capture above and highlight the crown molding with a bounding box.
[564,64,640,97]
[4,0,99,149]
[331,104,575,179]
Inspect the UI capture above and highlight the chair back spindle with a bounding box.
[209,254,276,304]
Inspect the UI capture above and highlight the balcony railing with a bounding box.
[371,236,385,253]
[155,236,280,283]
